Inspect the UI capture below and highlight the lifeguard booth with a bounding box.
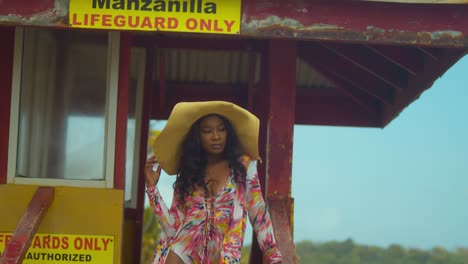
[0,1,467,263]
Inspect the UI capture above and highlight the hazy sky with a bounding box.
[152,54,468,251]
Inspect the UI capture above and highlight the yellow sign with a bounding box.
[69,0,241,34]
[0,233,114,263]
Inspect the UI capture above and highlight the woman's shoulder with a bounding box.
[239,155,252,169]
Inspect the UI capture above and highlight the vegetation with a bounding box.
[141,206,162,264]
[142,210,468,264]
[292,239,468,264]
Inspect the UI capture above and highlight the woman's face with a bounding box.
[199,115,227,156]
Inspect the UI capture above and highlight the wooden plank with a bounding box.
[133,44,154,264]
[1,1,467,46]
[0,27,15,184]
[295,88,382,127]
[147,81,382,127]
[132,35,264,52]
[152,82,248,119]
[321,42,408,90]
[267,198,296,263]
[241,0,468,47]
[299,42,396,106]
[365,44,423,76]
[264,39,297,263]
[114,32,131,190]
[249,43,271,264]
[361,0,468,4]
[0,187,54,264]
[382,49,466,125]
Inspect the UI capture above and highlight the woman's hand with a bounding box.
[144,156,163,187]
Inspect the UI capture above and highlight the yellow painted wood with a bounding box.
[0,184,123,264]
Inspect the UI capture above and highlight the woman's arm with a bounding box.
[146,186,184,238]
[245,161,283,263]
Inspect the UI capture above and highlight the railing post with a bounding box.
[0,187,54,264]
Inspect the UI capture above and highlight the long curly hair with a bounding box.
[174,114,247,207]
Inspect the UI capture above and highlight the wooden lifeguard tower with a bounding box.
[1,0,467,263]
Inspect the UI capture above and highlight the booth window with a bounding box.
[15,28,109,180]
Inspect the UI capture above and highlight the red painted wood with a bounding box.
[114,32,131,190]
[365,45,423,76]
[133,45,155,264]
[321,42,408,90]
[266,40,296,199]
[298,45,382,121]
[0,27,15,184]
[2,1,467,46]
[124,208,137,219]
[0,187,54,264]
[249,42,270,264]
[299,42,395,105]
[152,82,247,119]
[0,0,55,16]
[247,51,256,111]
[267,197,297,263]
[158,49,167,111]
[265,39,297,263]
[295,88,381,127]
[133,36,264,51]
[417,47,442,62]
[382,48,466,126]
[241,0,468,46]
[147,81,383,127]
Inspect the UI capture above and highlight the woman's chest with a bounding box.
[185,181,241,220]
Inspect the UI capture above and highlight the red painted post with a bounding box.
[0,187,54,264]
[251,40,298,263]
[0,27,15,184]
[265,39,297,263]
[114,32,131,190]
[249,42,270,264]
[134,44,155,264]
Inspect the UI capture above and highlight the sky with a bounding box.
[151,54,468,251]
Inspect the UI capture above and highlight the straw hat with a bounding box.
[153,101,260,175]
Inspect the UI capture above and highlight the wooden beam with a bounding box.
[0,26,15,184]
[247,50,256,111]
[321,42,408,90]
[416,47,442,62]
[365,44,423,76]
[249,43,270,264]
[264,39,298,263]
[295,88,382,127]
[133,44,154,264]
[2,1,467,47]
[132,35,264,52]
[147,80,383,127]
[241,0,468,47]
[152,82,248,119]
[382,48,466,125]
[361,0,468,3]
[157,48,167,112]
[114,32,131,190]
[298,48,382,121]
[0,187,54,264]
[299,42,395,106]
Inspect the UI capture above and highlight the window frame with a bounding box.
[7,27,121,188]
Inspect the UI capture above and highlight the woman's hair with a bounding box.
[174,114,247,207]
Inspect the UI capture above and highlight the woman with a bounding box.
[144,101,283,264]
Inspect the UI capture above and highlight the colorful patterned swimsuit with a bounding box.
[146,158,283,264]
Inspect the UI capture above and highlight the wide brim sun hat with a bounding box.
[153,101,260,175]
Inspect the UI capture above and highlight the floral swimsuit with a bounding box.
[146,157,283,264]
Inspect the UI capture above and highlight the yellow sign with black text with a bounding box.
[0,233,114,264]
[69,0,241,34]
